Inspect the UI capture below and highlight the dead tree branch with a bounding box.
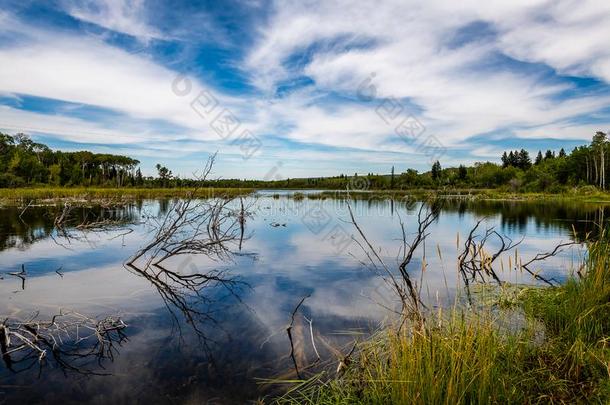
[286,295,310,379]
[458,221,582,297]
[50,201,138,247]
[126,155,250,270]
[458,220,523,286]
[124,155,252,344]
[521,241,580,285]
[0,310,127,375]
[7,265,27,291]
[347,199,440,321]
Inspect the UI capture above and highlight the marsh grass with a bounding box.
[288,187,610,203]
[522,235,610,344]
[275,235,610,404]
[518,234,610,399]
[5,186,610,205]
[0,187,253,204]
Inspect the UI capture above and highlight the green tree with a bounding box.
[507,151,515,167]
[501,152,509,168]
[517,149,531,170]
[431,161,442,182]
[458,165,468,181]
[592,131,607,189]
[156,163,173,187]
[48,164,62,185]
[135,168,143,186]
[400,169,419,187]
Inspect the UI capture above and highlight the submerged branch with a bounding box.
[348,198,440,322]
[0,310,127,375]
[124,155,253,345]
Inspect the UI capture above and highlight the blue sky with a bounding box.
[1,0,610,178]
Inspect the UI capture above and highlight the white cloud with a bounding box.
[1,1,610,175]
[0,105,180,144]
[492,0,610,82]
[514,122,610,141]
[63,0,163,42]
[0,18,257,145]
[245,0,610,148]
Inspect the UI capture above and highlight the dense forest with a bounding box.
[257,131,610,193]
[1,131,609,193]
[0,133,141,187]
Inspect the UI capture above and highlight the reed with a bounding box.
[275,232,610,404]
[0,187,253,203]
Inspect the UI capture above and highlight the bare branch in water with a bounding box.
[347,198,440,321]
[18,200,33,224]
[124,155,253,347]
[286,295,310,379]
[458,220,523,287]
[0,310,127,376]
[7,264,27,291]
[457,221,582,299]
[303,316,321,363]
[50,200,138,248]
[521,241,580,285]
[125,154,254,269]
[397,203,440,315]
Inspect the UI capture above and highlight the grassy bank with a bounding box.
[4,186,610,204]
[277,237,610,404]
[0,187,254,204]
[298,187,610,203]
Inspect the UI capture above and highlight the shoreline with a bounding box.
[275,236,610,404]
[0,187,254,205]
[3,186,610,205]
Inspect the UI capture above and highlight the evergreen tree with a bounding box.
[517,149,531,169]
[458,164,467,180]
[135,168,143,185]
[431,161,442,181]
[535,150,543,165]
[501,152,509,168]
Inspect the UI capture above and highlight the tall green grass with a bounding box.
[276,234,610,404]
[522,235,610,344]
[519,234,610,397]
[0,187,253,203]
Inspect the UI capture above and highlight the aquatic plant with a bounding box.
[274,203,610,404]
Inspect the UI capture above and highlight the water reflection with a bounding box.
[0,203,141,252]
[0,310,127,375]
[0,196,603,403]
[440,199,608,240]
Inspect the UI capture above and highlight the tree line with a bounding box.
[418,131,609,192]
[2,131,609,193]
[249,131,610,193]
[0,133,141,187]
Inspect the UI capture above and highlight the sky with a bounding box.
[1,0,610,179]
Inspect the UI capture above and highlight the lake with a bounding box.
[0,192,605,404]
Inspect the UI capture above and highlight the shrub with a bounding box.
[0,173,25,188]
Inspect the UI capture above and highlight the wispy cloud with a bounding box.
[1,1,610,176]
[246,0,610,147]
[63,0,164,42]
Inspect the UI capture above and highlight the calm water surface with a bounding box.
[0,193,605,404]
